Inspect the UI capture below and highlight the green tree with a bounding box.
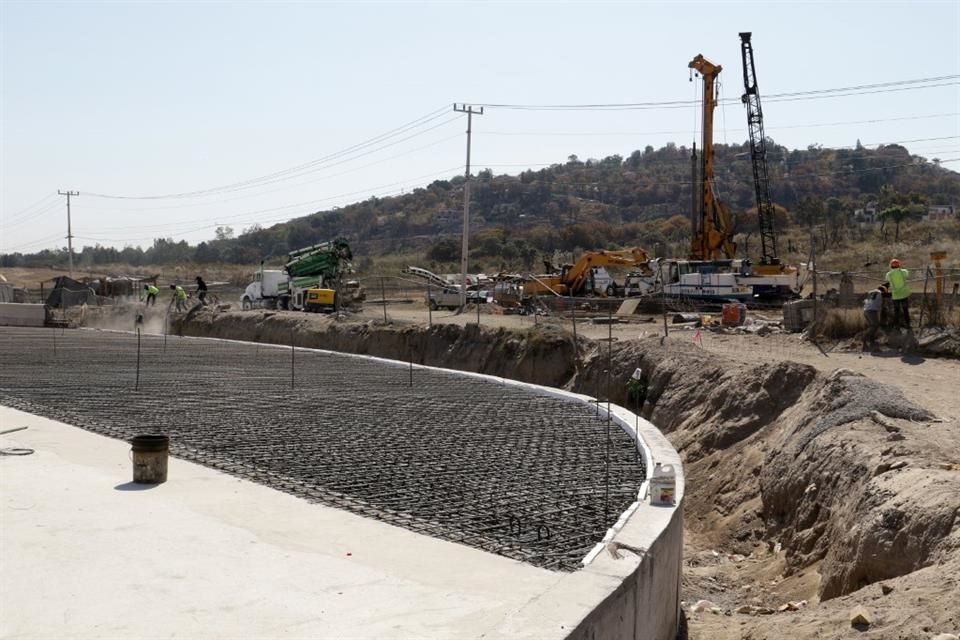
[427,237,460,263]
[880,204,924,242]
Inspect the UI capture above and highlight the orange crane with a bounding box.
[688,54,737,261]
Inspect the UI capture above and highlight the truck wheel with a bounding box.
[429,300,438,311]
[241,298,252,310]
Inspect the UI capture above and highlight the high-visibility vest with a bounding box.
[145,285,159,296]
[885,268,910,300]
[174,286,187,300]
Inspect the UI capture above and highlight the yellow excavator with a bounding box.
[523,248,654,297]
[688,54,737,261]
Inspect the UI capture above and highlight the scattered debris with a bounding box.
[850,605,872,628]
[880,583,894,595]
[691,599,723,615]
[736,604,775,615]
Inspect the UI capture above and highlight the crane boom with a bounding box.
[688,54,736,260]
[739,32,779,265]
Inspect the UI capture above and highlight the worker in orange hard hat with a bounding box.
[885,258,911,330]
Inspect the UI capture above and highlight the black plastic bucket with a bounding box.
[130,434,169,484]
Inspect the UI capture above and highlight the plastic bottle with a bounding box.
[649,462,676,506]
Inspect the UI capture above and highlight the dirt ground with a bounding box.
[366,305,959,423]
[358,305,960,640]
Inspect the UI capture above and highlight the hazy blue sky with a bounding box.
[2,0,958,253]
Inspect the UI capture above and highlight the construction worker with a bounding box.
[143,283,159,307]
[862,283,887,348]
[170,284,188,312]
[885,259,911,330]
[195,276,208,305]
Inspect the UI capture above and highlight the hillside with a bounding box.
[4,140,959,273]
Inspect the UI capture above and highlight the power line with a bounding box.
[83,105,454,200]
[473,75,960,111]
[75,165,465,239]
[3,193,57,222]
[1,201,63,230]
[78,130,464,214]
[477,112,960,137]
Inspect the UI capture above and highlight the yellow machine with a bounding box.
[304,288,336,313]
[523,248,654,297]
[688,54,737,261]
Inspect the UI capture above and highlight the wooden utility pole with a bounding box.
[58,190,79,277]
[453,104,483,308]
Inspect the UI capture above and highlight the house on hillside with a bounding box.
[925,204,956,221]
[853,201,880,223]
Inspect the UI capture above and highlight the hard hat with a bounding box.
[170,284,176,289]
[889,258,901,268]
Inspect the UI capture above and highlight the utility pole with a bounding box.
[453,104,483,308]
[58,190,79,277]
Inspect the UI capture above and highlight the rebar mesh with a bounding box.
[0,327,644,571]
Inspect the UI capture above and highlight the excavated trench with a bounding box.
[62,308,960,601]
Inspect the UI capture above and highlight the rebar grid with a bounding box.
[0,327,644,572]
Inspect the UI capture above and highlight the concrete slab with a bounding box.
[0,303,44,327]
[0,407,564,640]
[616,298,640,317]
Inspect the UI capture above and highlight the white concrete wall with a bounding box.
[0,303,45,327]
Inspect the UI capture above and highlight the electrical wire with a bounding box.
[83,105,455,200]
[77,130,464,214]
[0,192,57,222]
[75,165,465,240]
[477,112,960,138]
[0,202,64,233]
[473,75,959,111]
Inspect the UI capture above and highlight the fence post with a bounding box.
[290,329,295,390]
[380,275,388,323]
[427,279,432,328]
[135,327,142,391]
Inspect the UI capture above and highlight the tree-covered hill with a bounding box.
[4,139,958,271]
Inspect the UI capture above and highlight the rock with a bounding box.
[880,583,894,595]
[931,634,959,640]
[887,432,906,441]
[736,605,775,615]
[890,460,909,470]
[691,599,722,615]
[874,462,892,477]
[849,605,872,628]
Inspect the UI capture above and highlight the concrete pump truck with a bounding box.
[241,238,356,312]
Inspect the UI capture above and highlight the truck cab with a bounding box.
[241,269,288,310]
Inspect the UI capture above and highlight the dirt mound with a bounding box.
[758,370,955,600]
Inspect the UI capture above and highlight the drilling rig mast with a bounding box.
[739,31,780,268]
[689,54,737,261]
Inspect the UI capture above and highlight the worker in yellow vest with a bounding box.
[884,259,911,330]
[143,284,159,307]
[170,284,188,312]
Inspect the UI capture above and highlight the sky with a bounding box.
[1,0,958,254]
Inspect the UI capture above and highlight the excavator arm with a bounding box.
[563,248,654,295]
